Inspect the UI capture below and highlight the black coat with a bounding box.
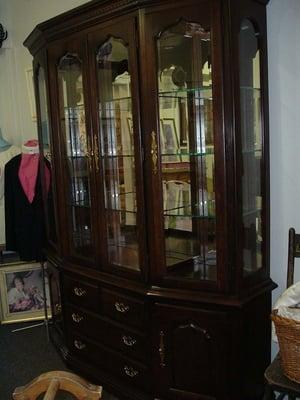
[4,154,46,261]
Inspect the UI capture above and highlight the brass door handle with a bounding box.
[151,131,158,175]
[94,134,100,173]
[55,303,62,313]
[159,330,166,367]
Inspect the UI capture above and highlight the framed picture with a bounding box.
[0,262,51,324]
[160,118,181,162]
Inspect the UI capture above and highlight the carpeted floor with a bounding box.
[0,321,117,400]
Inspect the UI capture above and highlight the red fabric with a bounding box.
[24,139,39,147]
[18,153,39,203]
[18,154,50,203]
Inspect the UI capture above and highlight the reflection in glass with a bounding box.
[239,19,263,275]
[58,53,93,257]
[37,66,57,245]
[97,37,140,271]
[157,20,216,281]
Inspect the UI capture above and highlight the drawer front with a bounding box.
[101,288,145,328]
[68,332,149,389]
[65,304,146,361]
[63,275,99,312]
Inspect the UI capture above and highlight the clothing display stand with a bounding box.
[11,261,50,341]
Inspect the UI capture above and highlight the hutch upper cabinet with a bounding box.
[25,0,275,399]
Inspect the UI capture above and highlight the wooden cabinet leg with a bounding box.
[262,385,275,400]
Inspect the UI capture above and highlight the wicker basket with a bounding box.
[272,309,300,383]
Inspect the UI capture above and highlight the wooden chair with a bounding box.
[12,370,102,400]
[263,227,300,399]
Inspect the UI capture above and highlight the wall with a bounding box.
[0,0,299,355]
[0,0,89,145]
[267,0,300,354]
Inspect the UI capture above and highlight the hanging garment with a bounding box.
[0,145,21,245]
[4,154,49,261]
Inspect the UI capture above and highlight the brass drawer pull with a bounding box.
[151,131,158,175]
[55,303,62,313]
[74,340,86,350]
[115,302,129,313]
[124,365,139,378]
[73,287,86,297]
[72,313,83,323]
[122,335,136,347]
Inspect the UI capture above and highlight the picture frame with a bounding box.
[0,262,51,324]
[160,118,181,163]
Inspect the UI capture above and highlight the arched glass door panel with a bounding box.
[239,19,263,275]
[37,65,57,246]
[57,53,93,258]
[96,37,140,272]
[157,20,216,281]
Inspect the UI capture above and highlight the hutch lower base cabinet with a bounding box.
[47,261,274,400]
[25,0,275,399]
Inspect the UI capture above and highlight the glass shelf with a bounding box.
[159,86,212,95]
[161,148,215,156]
[68,201,91,208]
[64,104,85,110]
[242,148,262,155]
[242,208,261,217]
[164,200,215,215]
[101,153,134,158]
[240,86,261,92]
[164,213,215,220]
[67,155,87,159]
[106,208,137,214]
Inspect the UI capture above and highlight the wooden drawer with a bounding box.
[68,332,149,390]
[65,304,147,362]
[101,288,145,328]
[63,275,99,312]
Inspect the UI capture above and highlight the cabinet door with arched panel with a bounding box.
[33,54,59,253]
[47,37,97,267]
[152,303,230,399]
[88,16,147,279]
[141,1,227,289]
[239,18,264,277]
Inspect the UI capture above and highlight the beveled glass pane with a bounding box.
[37,66,57,245]
[58,54,93,257]
[239,19,263,275]
[157,20,216,281]
[97,37,140,271]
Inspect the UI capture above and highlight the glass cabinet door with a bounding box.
[156,19,217,282]
[57,52,94,260]
[93,23,144,274]
[239,19,263,276]
[36,64,58,248]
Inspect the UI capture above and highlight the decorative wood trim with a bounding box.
[24,0,270,56]
[24,0,155,55]
[253,0,269,4]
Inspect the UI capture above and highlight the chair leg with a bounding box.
[13,371,102,400]
[262,385,276,400]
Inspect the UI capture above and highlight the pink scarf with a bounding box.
[18,153,50,203]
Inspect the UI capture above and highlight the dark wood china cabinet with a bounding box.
[25,0,275,399]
